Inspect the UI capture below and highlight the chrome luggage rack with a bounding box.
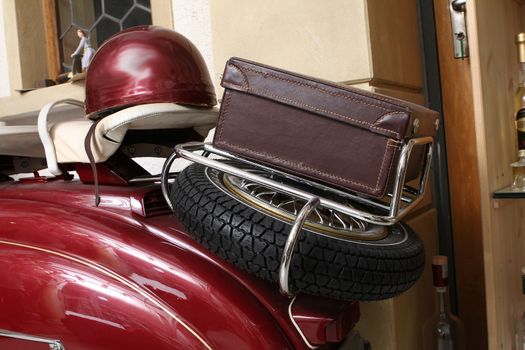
[161,137,433,296]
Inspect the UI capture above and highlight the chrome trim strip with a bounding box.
[287,296,318,350]
[0,329,65,349]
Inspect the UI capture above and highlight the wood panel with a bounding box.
[355,209,439,350]
[351,83,437,350]
[433,1,488,349]
[466,0,525,348]
[43,0,59,81]
[366,0,424,89]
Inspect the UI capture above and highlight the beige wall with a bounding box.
[0,0,9,97]
[209,0,372,87]
[3,0,48,91]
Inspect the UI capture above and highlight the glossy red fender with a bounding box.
[0,180,358,349]
[0,241,211,350]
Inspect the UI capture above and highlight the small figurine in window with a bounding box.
[70,29,95,74]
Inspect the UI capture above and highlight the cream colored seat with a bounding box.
[35,100,217,175]
[0,125,43,158]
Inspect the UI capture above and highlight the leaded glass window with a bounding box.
[56,0,152,73]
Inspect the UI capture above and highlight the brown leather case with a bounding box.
[213,57,438,198]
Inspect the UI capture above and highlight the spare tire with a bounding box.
[170,163,425,301]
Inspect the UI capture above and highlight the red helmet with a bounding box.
[85,25,217,119]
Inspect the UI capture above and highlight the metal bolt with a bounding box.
[128,146,136,155]
[154,146,161,155]
[413,118,420,134]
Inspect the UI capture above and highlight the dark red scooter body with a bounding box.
[0,179,358,349]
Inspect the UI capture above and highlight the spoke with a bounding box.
[269,192,278,205]
[255,190,278,199]
[277,199,296,209]
[328,210,336,228]
[223,173,372,235]
[313,208,324,224]
[333,212,348,230]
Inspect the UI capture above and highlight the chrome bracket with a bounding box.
[0,329,65,349]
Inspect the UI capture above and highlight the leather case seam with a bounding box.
[214,139,392,193]
[247,87,400,139]
[226,62,409,116]
[215,92,233,144]
[223,64,405,139]
[229,58,413,110]
[215,90,398,193]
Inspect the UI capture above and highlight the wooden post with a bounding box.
[43,0,60,81]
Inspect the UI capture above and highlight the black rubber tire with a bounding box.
[171,163,425,301]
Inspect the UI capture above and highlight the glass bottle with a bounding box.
[511,150,525,191]
[515,267,525,350]
[515,33,525,114]
[512,33,525,191]
[422,256,466,350]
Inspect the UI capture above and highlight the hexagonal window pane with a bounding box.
[94,0,103,19]
[93,16,121,48]
[56,0,72,36]
[104,0,134,20]
[61,27,83,71]
[137,0,151,7]
[71,0,98,29]
[122,7,152,30]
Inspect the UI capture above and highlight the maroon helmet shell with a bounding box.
[85,25,217,119]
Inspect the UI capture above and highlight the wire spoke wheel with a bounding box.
[208,165,391,242]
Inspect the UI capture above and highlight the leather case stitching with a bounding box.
[215,91,233,142]
[229,58,413,109]
[215,99,395,193]
[223,63,406,139]
[215,139,392,193]
[247,87,400,138]
[227,63,404,114]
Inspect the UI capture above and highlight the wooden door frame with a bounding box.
[418,0,459,313]
[418,0,488,349]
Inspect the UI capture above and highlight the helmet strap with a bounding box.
[84,119,102,206]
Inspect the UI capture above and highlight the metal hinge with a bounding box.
[449,0,469,59]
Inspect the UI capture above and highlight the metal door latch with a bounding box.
[449,0,469,59]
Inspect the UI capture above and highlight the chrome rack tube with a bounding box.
[177,143,381,225]
[279,196,320,296]
[161,150,180,211]
[202,139,433,222]
[172,137,433,226]
[388,137,434,219]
